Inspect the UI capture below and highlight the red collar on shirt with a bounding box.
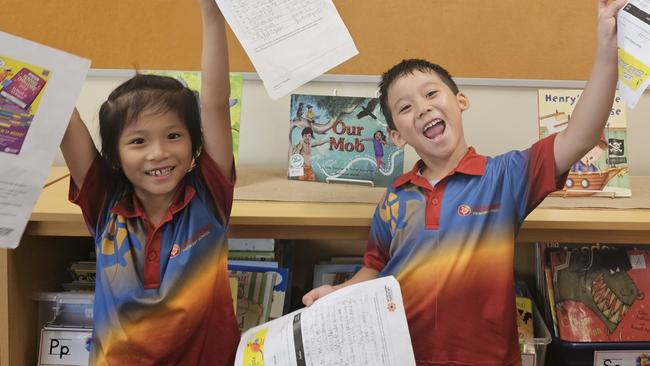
[110,183,196,221]
[392,147,487,190]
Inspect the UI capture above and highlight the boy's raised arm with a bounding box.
[60,108,99,188]
[553,0,626,176]
[198,0,233,178]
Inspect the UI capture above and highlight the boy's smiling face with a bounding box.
[387,70,469,167]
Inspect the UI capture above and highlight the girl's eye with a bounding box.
[129,138,145,145]
[426,90,437,98]
[168,132,181,140]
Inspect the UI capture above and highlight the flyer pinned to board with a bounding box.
[617,0,650,108]
[0,32,90,248]
[215,0,358,100]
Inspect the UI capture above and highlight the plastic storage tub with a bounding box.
[33,291,94,329]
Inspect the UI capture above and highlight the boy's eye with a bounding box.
[398,104,411,113]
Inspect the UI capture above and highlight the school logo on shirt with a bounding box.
[458,203,501,216]
[170,244,181,258]
[458,204,472,216]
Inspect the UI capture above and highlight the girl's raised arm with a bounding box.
[198,0,233,178]
[60,108,99,188]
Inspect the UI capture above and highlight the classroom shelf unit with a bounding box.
[1,168,649,366]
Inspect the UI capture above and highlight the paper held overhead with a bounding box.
[617,0,650,108]
[215,0,358,100]
[0,31,90,248]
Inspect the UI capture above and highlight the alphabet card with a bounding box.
[288,94,404,187]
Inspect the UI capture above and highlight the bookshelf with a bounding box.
[2,167,650,366]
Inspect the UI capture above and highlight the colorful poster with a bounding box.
[538,89,630,197]
[0,31,90,248]
[288,94,404,187]
[144,70,243,162]
[0,56,51,155]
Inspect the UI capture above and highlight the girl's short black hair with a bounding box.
[99,73,203,202]
[378,59,459,130]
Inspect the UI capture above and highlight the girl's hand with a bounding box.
[595,0,626,58]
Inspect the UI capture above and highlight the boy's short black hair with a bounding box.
[378,59,459,130]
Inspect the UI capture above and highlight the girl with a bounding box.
[60,1,238,364]
[362,130,388,172]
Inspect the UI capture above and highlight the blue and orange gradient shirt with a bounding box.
[364,135,564,366]
[70,153,238,365]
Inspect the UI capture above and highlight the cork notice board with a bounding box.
[1,0,598,80]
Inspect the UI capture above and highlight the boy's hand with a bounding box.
[302,285,338,306]
[596,0,626,57]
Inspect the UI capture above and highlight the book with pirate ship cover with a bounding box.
[538,89,630,198]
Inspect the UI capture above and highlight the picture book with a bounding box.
[228,267,277,332]
[0,57,51,155]
[538,89,630,197]
[516,296,534,341]
[288,94,404,187]
[144,70,243,162]
[229,264,290,323]
[550,247,650,342]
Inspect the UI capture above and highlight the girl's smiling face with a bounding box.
[117,108,193,206]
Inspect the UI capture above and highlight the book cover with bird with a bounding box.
[288,94,404,187]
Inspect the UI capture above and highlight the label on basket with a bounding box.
[521,352,536,366]
[593,350,650,366]
[38,327,92,366]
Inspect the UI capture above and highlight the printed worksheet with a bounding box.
[234,276,415,366]
[215,0,358,100]
[0,32,90,248]
[617,0,650,108]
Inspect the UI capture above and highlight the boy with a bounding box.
[303,1,625,364]
[292,126,327,181]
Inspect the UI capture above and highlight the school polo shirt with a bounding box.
[70,153,239,366]
[364,134,564,366]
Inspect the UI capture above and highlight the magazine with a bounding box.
[234,276,415,366]
[0,31,90,248]
[288,94,404,187]
[538,89,630,197]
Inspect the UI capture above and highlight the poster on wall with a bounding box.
[538,89,630,198]
[0,31,90,248]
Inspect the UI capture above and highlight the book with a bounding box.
[228,250,276,261]
[0,67,47,109]
[229,268,277,332]
[550,247,650,342]
[0,58,51,156]
[516,296,534,341]
[288,94,404,187]
[538,89,630,197]
[228,238,275,252]
[313,263,363,288]
[234,276,416,365]
[229,264,290,322]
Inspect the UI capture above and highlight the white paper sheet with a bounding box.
[0,32,90,248]
[215,0,358,100]
[617,0,650,108]
[234,276,415,366]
